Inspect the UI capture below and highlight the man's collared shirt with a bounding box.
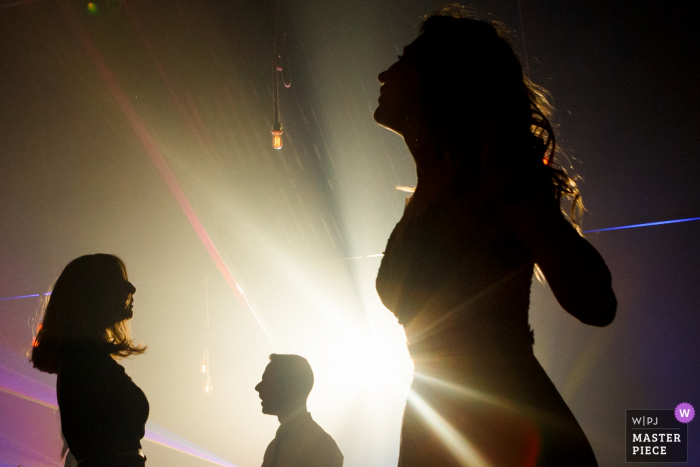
[261,411,343,467]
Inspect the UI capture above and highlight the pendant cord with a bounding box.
[272,0,283,130]
[517,0,530,77]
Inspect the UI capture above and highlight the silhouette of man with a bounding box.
[255,354,343,467]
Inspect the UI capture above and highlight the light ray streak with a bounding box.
[0,363,237,466]
[406,374,545,466]
[406,388,491,467]
[412,372,549,426]
[0,430,64,467]
[0,0,41,9]
[517,0,530,77]
[412,372,513,411]
[332,216,700,261]
[0,362,57,408]
[560,329,614,400]
[0,385,57,410]
[143,423,239,467]
[58,0,273,347]
[0,292,50,301]
[412,371,569,431]
[583,216,700,233]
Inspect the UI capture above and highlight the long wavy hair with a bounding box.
[417,5,582,228]
[31,254,145,374]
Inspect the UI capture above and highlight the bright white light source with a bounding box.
[307,305,414,415]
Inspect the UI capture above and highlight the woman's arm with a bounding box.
[502,194,617,326]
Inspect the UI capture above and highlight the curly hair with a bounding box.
[31,254,145,374]
[418,5,582,228]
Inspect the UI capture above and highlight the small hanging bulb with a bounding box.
[203,376,213,394]
[200,349,207,373]
[271,121,283,150]
[272,131,283,150]
[270,0,290,151]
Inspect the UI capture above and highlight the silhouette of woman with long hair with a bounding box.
[32,254,148,467]
[374,7,616,467]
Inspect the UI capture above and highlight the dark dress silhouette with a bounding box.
[57,342,149,467]
[376,184,599,467]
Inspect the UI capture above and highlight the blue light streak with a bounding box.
[0,293,50,302]
[1,217,698,302]
[583,217,700,233]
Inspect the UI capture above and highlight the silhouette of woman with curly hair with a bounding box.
[374,7,616,467]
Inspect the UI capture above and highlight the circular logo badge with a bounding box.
[675,403,695,423]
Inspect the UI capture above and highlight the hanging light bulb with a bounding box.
[203,376,213,394]
[270,0,289,151]
[271,121,283,150]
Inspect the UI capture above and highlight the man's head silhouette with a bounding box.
[255,354,314,420]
